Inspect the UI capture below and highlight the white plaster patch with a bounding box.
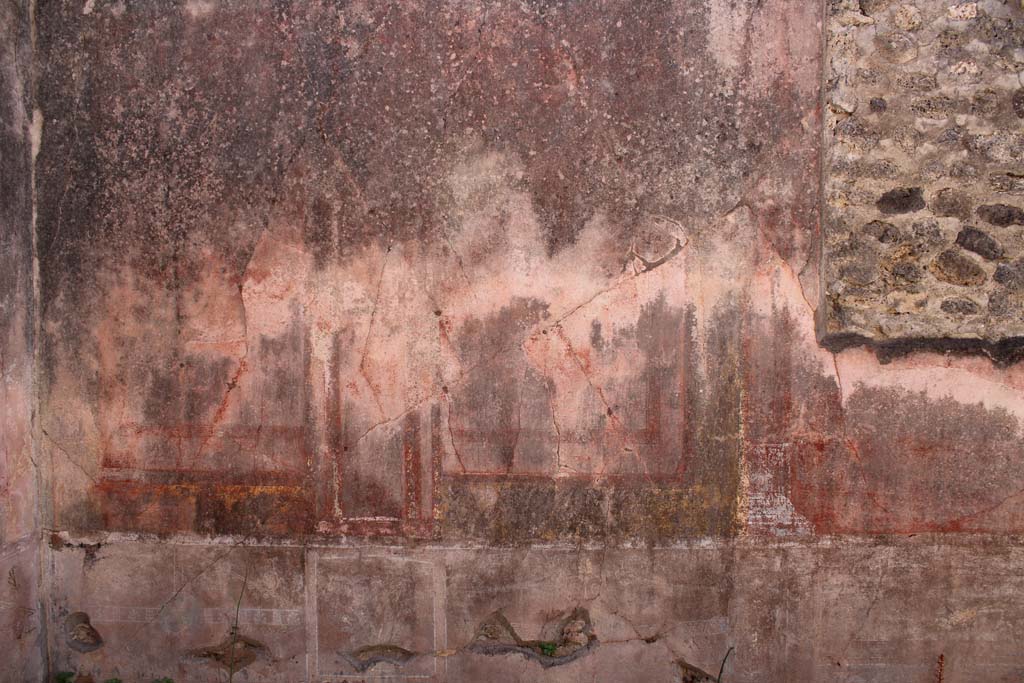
[835,348,1024,425]
[705,0,750,72]
[947,2,978,19]
[894,5,923,30]
[185,0,216,19]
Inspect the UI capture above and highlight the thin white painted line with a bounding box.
[172,546,178,601]
[342,516,402,521]
[321,676,434,681]
[433,557,447,679]
[304,547,319,683]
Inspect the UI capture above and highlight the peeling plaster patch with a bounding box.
[947,2,978,20]
[340,643,416,672]
[188,630,269,671]
[704,0,750,73]
[185,0,216,19]
[63,612,103,653]
[834,347,1024,423]
[742,444,813,537]
[467,608,598,668]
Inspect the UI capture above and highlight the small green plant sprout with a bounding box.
[54,673,75,683]
[538,641,557,657]
[151,679,174,683]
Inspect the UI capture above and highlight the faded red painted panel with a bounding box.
[742,271,1024,536]
[42,0,1024,545]
[37,0,815,543]
[91,481,314,536]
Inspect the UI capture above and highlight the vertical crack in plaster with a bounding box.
[189,132,311,467]
[757,216,894,518]
[147,540,251,625]
[443,392,468,473]
[507,366,526,473]
[26,0,51,672]
[552,327,651,482]
[358,244,393,420]
[839,547,891,663]
[547,378,562,473]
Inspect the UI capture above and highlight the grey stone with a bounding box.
[841,251,881,285]
[931,249,987,286]
[875,31,918,63]
[896,72,937,91]
[988,290,1011,314]
[864,220,901,243]
[977,204,1024,227]
[940,297,981,315]
[955,227,1003,260]
[932,188,973,219]
[910,95,958,118]
[877,187,926,214]
[990,173,1024,195]
[994,260,1024,292]
[892,261,924,282]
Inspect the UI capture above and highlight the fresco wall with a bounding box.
[0,0,45,680]
[6,0,1024,680]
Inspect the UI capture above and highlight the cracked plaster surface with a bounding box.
[4,0,1024,680]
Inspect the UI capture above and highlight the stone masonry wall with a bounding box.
[823,0,1024,351]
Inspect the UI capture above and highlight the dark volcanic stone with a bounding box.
[989,290,1011,314]
[990,173,1024,194]
[870,97,888,113]
[977,204,1024,227]
[860,0,893,15]
[911,219,942,241]
[940,297,980,315]
[937,126,966,144]
[863,220,900,243]
[897,73,937,92]
[877,187,926,214]
[841,252,880,285]
[955,227,1003,260]
[931,188,972,219]
[931,249,987,286]
[1014,89,1024,119]
[910,95,956,118]
[994,260,1024,292]
[971,90,1000,116]
[892,261,923,282]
